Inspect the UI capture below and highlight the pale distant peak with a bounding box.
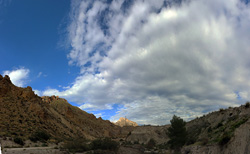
[115,117,138,127]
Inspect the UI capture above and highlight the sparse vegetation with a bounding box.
[216,122,223,128]
[158,142,168,149]
[91,138,119,151]
[29,130,50,142]
[13,137,24,146]
[199,138,209,146]
[63,138,90,153]
[231,118,248,130]
[219,133,231,146]
[63,137,119,153]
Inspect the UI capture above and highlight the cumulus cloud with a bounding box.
[44,0,250,124]
[33,89,42,96]
[3,67,30,87]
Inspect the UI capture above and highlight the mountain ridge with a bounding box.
[0,75,133,142]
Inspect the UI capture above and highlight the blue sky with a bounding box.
[1,0,250,125]
[0,0,75,89]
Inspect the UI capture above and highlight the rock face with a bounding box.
[126,125,169,145]
[115,117,138,127]
[0,75,133,141]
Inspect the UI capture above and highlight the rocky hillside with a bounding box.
[115,117,138,127]
[2,74,250,153]
[182,104,250,154]
[125,102,250,153]
[0,75,132,142]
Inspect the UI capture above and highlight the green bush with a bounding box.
[219,133,231,146]
[91,138,119,151]
[29,130,50,142]
[63,139,90,153]
[14,137,24,146]
[216,122,223,128]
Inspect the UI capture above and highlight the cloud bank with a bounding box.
[43,0,250,124]
[3,67,30,87]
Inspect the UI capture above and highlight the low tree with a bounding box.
[167,115,187,153]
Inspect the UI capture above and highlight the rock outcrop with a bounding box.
[126,125,169,145]
[115,117,138,127]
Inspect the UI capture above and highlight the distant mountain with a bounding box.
[0,75,133,142]
[115,117,138,127]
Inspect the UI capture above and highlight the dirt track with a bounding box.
[2,147,67,154]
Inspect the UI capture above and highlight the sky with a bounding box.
[1,0,250,125]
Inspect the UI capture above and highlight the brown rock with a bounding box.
[3,75,12,83]
[26,86,32,91]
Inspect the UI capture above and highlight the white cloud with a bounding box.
[33,89,42,96]
[93,113,102,118]
[44,0,250,124]
[42,88,60,96]
[37,72,43,78]
[3,67,30,87]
